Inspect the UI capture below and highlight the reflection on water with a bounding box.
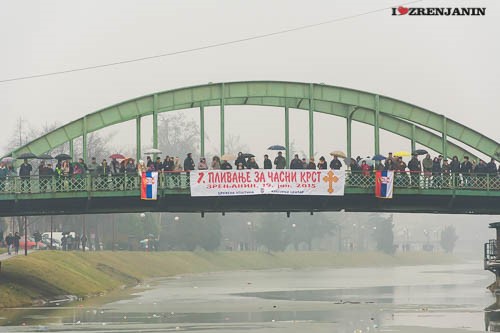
[0,262,494,332]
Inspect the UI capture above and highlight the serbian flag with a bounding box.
[375,170,394,199]
[141,171,158,200]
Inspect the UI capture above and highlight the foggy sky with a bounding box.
[0,0,499,162]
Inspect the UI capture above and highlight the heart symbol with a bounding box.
[398,6,409,15]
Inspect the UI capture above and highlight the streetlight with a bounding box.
[291,223,297,251]
[247,221,253,251]
[174,216,180,222]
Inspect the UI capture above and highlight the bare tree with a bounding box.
[157,113,199,158]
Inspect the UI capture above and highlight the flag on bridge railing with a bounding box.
[375,170,394,199]
[141,171,158,200]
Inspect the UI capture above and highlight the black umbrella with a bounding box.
[412,149,428,156]
[17,152,37,159]
[242,153,255,158]
[372,154,387,161]
[37,153,53,160]
[55,153,72,160]
[268,145,286,150]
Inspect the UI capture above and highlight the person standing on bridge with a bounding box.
[263,155,272,169]
[88,157,99,177]
[211,156,221,169]
[487,158,498,178]
[460,156,473,187]
[290,154,303,169]
[19,159,33,192]
[274,152,286,169]
[247,157,259,169]
[408,154,421,188]
[235,152,247,169]
[317,156,327,170]
[184,153,195,171]
[329,156,342,170]
[198,157,208,170]
[449,156,461,186]
[422,154,433,188]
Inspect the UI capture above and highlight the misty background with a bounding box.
[0,0,498,254]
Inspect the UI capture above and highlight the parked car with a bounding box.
[19,237,47,250]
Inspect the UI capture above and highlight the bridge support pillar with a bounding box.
[220,83,225,155]
[442,116,448,158]
[136,117,141,162]
[411,124,416,153]
[308,84,314,159]
[153,94,159,155]
[374,95,380,155]
[69,139,74,160]
[285,106,290,165]
[200,105,205,157]
[82,116,87,162]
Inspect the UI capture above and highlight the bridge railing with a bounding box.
[0,171,498,195]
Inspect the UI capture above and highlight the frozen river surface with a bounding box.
[0,260,495,332]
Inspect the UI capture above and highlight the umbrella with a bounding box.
[144,148,162,155]
[55,153,72,160]
[221,154,236,161]
[330,150,347,158]
[242,153,255,158]
[343,157,353,165]
[1,157,15,164]
[17,152,37,159]
[372,154,387,161]
[110,153,126,160]
[393,151,411,157]
[120,157,135,164]
[268,145,286,150]
[37,153,53,160]
[362,159,374,166]
[412,149,428,156]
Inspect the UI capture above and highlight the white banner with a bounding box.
[190,170,345,197]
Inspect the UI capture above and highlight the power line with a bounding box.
[0,1,423,84]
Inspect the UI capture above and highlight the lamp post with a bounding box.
[247,221,253,251]
[292,223,297,251]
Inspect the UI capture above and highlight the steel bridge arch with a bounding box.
[4,81,499,162]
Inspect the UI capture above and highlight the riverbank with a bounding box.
[0,250,461,308]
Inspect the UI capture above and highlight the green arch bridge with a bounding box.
[1,81,499,216]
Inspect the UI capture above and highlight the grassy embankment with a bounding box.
[0,250,460,308]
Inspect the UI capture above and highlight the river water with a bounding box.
[0,260,495,332]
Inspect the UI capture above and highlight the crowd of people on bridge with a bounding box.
[0,150,498,191]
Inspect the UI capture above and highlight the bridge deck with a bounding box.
[0,171,498,216]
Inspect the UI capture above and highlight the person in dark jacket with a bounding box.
[263,155,272,169]
[235,152,247,169]
[408,154,421,187]
[460,156,473,187]
[154,157,163,172]
[487,158,498,176]
[317,156,327,170]
[183,153,195,171]
[5,232,13,255]
[221,160,232,170]
[449,155,461,186]
[329,156,342,170]
[290,154,303,169]
[246,157,259,169]
[274,152,286,169]
[307,158,316,169]
[19,159,33,192]
[13,232,21,254]
[431,157,442,187]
